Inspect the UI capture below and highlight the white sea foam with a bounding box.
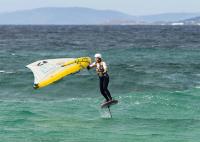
[195,74,200,77]
[134,101,140,105]
[0,70,14,74]
[0,70,5,73]
[100,109,112,119]
[195,86,200,89]
[175,90,182,92]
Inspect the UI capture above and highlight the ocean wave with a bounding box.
[132,117,200,122]
[3,118,29,124]
[17,110,37,116]
[0,97,94,103]
[195,74,200,77]
[195,86,200,89]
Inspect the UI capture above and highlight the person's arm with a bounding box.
[87,62,96,70]
[102,62,108,73]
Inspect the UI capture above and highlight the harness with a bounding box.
[96,62,107,77]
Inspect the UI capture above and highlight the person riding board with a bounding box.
[87,53,113,103]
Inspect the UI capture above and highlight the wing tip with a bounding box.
[33,84,39,89]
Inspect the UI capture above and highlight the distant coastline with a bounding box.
[0,7,200,25]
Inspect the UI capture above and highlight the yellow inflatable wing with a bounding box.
[26,57,91,89]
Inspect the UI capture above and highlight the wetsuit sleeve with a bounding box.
[87,62,96,69]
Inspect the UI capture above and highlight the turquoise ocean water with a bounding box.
[0,25,200,142]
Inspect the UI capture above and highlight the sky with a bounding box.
[0,0,200,15]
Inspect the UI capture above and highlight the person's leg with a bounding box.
[99,77,109,101]
[103,75,112,100]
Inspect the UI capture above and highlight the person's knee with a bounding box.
[100,88,104,94]
[103,86,108,92]
[101,87,107,95]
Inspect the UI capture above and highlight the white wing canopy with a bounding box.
[26,58,74,84]
[26,57,91,89]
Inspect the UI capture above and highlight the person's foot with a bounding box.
[108,98,113,102]
[102,100,109,104]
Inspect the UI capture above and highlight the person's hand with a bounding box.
[87,66,90,70]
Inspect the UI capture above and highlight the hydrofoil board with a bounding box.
[101,100,118,108]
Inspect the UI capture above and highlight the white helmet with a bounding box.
[94,53,102,58]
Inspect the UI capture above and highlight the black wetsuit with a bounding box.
[87,61,112,101]
[99,73,112,101]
